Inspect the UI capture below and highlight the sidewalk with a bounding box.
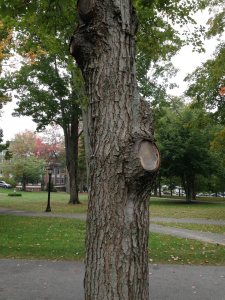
[0,259,225,300]
[1,207,225,246]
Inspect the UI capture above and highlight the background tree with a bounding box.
[210,126,225,195]
[0,20,11,106]
[9,130,36,156]
[1,131,46,190]
[6,130,67,190]
[185,44,225,122]
[0,21,12,152]
[0,0,83,204]
[8,55,82,203]
[0,0,209,206]
[156,103,215,201]
[2,156,45,191]
[185,0,225,122]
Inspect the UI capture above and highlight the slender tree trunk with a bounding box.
[183,174,196,202]
[22,177,26,191]
[63,116,80,204]
[70,1,160,299]
[186,175,196,202]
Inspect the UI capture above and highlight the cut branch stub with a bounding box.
[138,141,160,172]
[124,139,160,186]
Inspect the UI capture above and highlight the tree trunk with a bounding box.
[186,175,196,202]
[70,1,160,299]
[183,174,196,202]
[22,177,26,191]
[63,115,80,204]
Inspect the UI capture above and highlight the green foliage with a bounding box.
[0,136,10,154]
[2,156,46,190]
[133,0,207,99]
[0,21,12,140]
[5,56,82,131]
[205,0,225,38]
[0,0,84,131]
[0,0,211,112]
[0,0,77,57]
[157,105,214,175]
[185,0,225,122]
[185,44,225,122]
[156,103,219,199]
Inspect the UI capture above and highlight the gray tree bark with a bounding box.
[70,1,160,299]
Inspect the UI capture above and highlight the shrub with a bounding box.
[8,192,22,197]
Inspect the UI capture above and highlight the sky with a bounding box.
[0,10,220,142]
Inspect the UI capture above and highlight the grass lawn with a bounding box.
[1,189,225,220]
[0,215,85,261]
[152,222,225,234]
[0,215,224,265]
[0,188,88,214]
[150,197,225,220]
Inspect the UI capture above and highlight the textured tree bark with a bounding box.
[70,1,160,299]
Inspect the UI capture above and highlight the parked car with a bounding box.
[0,180,12,188]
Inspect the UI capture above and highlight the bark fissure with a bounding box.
[70,1,159,299]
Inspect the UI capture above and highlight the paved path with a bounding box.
[0,207,225,246]
[151,217,225,225]
[150,224,225,246]
[0,259,225,300]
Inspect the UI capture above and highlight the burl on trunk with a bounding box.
[70,0,160,299]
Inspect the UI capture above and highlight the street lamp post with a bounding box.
[46,166,52,212]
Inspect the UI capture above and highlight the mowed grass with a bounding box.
[0,188,88,214]
[0,215,224,265]
[0,215,85,261]
[150,197,225,220]
[1,189,225,220]
[149,233,225,265]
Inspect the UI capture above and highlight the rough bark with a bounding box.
[63,116,80,204]
[70,1,160,299]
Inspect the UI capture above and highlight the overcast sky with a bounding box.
[0,10,221,142]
